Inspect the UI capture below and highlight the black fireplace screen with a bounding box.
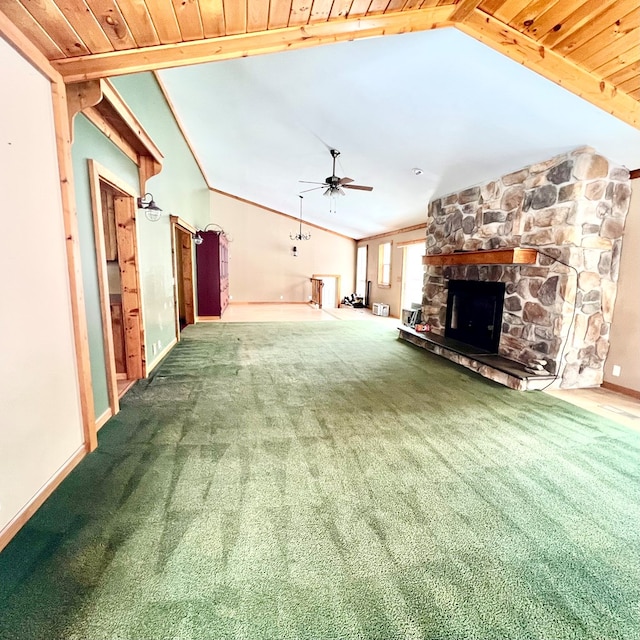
[445,280,505,353]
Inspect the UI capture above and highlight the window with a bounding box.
[378,242,391,287]
[356,245,367,298]
[401,243,425,310]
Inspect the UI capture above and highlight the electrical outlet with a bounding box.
[612,365,621,377]
[229,295,233,300]
[280,295,284,300]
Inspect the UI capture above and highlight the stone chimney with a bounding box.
[422,147,631,389]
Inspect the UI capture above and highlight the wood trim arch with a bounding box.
[67,79,164,192]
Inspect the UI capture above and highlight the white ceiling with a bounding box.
[159,28,640,239]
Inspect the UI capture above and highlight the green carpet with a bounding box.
[1,321,639,639]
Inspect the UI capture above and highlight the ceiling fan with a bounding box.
[299,149,373,198]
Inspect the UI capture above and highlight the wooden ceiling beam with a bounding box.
[99,79,164,163]
[52,6,454,81]
[456,9,640,129]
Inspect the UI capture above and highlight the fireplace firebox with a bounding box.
[445,280,505,353]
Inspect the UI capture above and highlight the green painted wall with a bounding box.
[112,73,210,232]
[112,73,210,372]
[72,115,139,417]
[72,74,210,419]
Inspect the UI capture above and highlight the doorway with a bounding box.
[89,161,146,422]
[170,216,196,336]
[401,243,425,311]
[356,245,367,299]
[313,274,341,309]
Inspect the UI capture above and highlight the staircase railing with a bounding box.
[310,277,324,309]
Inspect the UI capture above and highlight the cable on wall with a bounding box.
[526,248,580,393]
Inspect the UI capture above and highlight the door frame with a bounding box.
[170,215,197,340]
[88,159,146,425]
[356,244,368,299]
[312,273,341,309]
[399,238,426,312]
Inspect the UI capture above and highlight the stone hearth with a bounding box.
[420,146,631,389]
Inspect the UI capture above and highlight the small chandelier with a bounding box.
[290,195,311,241]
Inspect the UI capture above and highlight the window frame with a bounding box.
[377,241,392,288]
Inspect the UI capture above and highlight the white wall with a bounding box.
[0,39,84,531]
[210,191,356,302]
[357,226,427,318]
[604,177,640,392]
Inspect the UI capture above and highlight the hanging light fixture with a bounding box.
[203,222,228,237]
[322,186,343,215]
[192,223,232,245]
[290,195,311,241]
[137,192,162,222]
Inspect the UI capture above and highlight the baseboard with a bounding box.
[602,381,640,400]
[95,407,112,431]
[0,444,87,553]
[147,337,177,374]
[229,301,309,305]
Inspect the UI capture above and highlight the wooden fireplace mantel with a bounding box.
[422,248,538,267]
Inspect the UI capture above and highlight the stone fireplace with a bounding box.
[418,146,631,389]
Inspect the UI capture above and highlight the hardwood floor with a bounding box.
[117,378,136,398]
[547,387,640,431]
[204,302,399,325]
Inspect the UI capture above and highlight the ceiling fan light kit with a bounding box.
[299,148,373,212]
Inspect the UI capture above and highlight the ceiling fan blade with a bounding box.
[299,180,327,185]
[339,177,354,185]
[299,186,325,193]
[343,184,373,191]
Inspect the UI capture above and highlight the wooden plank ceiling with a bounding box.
[1,0,638,128]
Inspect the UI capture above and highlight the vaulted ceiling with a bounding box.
[1,0,638,128]
[1,0,638,237]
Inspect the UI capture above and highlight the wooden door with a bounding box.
[114,195,145,380]
[174,227,195,329]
